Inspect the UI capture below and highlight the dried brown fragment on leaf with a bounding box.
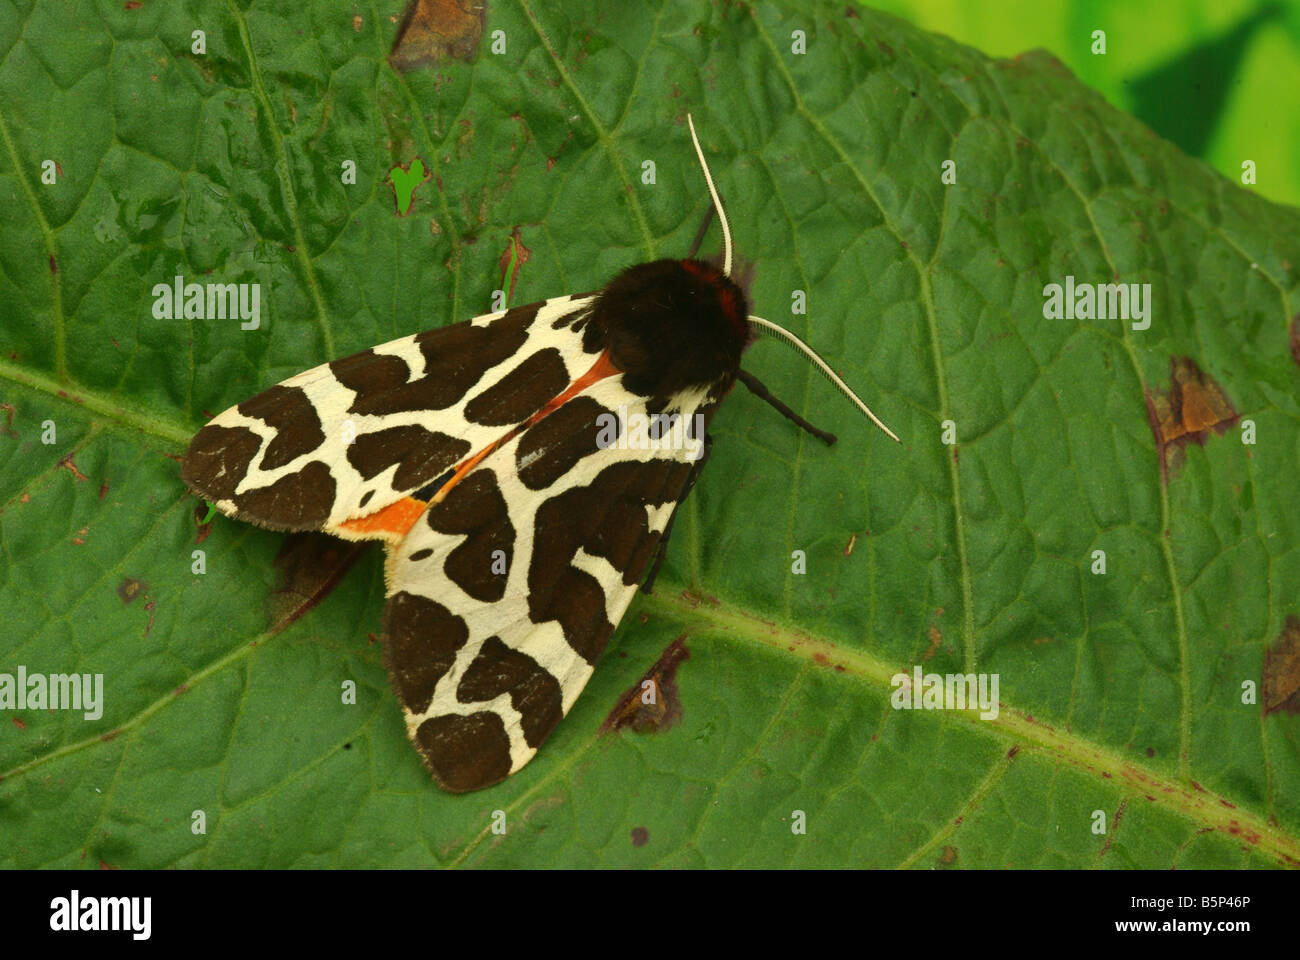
[1144,356,1238,481]
[1263,616,1300,717]
[59,455,89,482]
[390,0,484,72]
[600,636,690,734]
[923,624,942,660]
[498,228,531,305]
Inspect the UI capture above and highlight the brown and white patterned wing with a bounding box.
[182,294,599,536]
[382,375,704,792]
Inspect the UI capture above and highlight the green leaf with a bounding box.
[2,0,1298,869]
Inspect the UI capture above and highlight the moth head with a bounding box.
[590,257,751,405]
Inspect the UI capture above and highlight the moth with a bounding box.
[182,116,899,792]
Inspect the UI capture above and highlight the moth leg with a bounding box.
[737,369,837,445]
[641,434,713,595]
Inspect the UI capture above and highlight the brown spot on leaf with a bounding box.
[98,479,108,500]
[0,402,15,436]
[1097,799,1128,860]
[1263,616,1300,716]
[1290,315,1300,369]
[631,826,649,847]
[352,14,363,31]
[1144,356,1238,482]
[601,636,689,734]
[124,1,142,8]
[118,578,146,604]
[923,625,942,660]
[11,717,25,730]
[938,845,957,867]
[678,589,719,609]
[843,533,857,556]
[390,0,484,72]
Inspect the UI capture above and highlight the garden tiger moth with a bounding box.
[181,115,899,792]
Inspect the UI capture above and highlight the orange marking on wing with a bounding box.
[339,496,427,537]
[431,350,622,505]
[525,349,620,427]
[430,435,510,504]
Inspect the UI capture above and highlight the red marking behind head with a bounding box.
[680,259,748,342]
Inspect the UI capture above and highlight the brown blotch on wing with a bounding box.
[516,396,611,490]
[529,459,692,664]
[382,591,469,715]
[426,470,514,603]
[330,303,541,416]
[415,712,513,793]
[457,636,564,749]
[182,424,262,500]
[346,424,470,490]
[232,461,336,530]
[238,385,326,471]
[464,347,570,426]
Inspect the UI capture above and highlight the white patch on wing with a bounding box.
[644,501,674,535]
[369,334,427,382]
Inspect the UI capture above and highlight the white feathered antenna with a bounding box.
[686,114,901,444]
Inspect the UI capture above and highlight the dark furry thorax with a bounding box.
[585,259,752,406]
